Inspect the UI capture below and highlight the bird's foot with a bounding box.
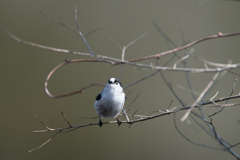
[116,118,122,126]
[98,119,103,127]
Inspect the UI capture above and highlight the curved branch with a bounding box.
[45,59,111,98]
[44,58,240,98]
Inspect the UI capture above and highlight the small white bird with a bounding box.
[94,78,125,127]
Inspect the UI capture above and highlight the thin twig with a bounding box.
[122,109,130,122]
[173,54,190,69]
[146,100,174,114]
[181,72,220,121]
[227,69,240,76]
[169,83,186,107]
[124,71,158,89]
[132,109,139,116]
[85,28,100,37]
[173,113,223,150]
[190,109,240,158]
[229,142,240,149]
[34,115,54,131]
[59,109,72,127]
[209,91,219,105]
[177,85,200,95]
[41,11,78,33]
[44,59,105,98]
[28,130,61,152]
[209,79,237,117]
[126,93,140,112]
[74,1,95,56]
[110,38,123,50]
[128,31,240,62]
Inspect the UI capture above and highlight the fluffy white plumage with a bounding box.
[94,78,125,126]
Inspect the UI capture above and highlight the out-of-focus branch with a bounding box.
[5,30,240,72]
[181,72,220,122]
[127,31,240,62]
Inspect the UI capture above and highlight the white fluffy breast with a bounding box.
[94,81,125,119]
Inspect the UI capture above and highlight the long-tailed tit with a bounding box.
[94,78,125,127]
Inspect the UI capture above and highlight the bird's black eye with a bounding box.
[108,78,122,87]
[114,79,123,87]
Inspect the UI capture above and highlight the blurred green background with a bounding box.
[1,0,240,160]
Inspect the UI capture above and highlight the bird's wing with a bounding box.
[95,93,102,100]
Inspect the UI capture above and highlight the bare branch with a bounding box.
[177,85,201,95]
[122,31,151,61]
[126,31,150,49]
[28,130,61,153]
[209,91,219,105]
[59,109,72,127]
[194,55,236,68]
[41,10,100,38]
[227,69,240,76]
[34,115,54,131]
[209,79,237,117]
[126,93,140,112]
[124,71,158,89]
[128,31,240,62]
[173,113,224,150]
[44,59,105,98]
[6,30,240,73]
[28,92,240,152]
[132,109,139,116]
[181,72,220,121]
[190,110,240,159]
[173,54,190,69]
[41,11,78,33]
[122,109,130,122]
[229,142,240,149]
[74,1,95,56]
[85,28,100,37]
[110,38,123,50]
[169,82,186,107]
[74,0,80,32]
[146,100,175,114]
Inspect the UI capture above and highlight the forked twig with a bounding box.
[126,93,140,112]
[59,109,72,127]
[74,1,95,56]
[181,72,220,121]
[29,130,61,153]
[34,115,54,131]
[209,79,237,117]
[173,113,224,150]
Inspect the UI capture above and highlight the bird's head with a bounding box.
[106,78,123,91]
